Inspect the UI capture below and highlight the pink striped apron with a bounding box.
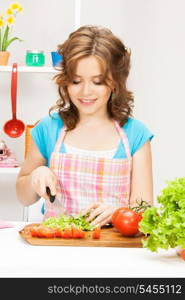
[44,120,132,218]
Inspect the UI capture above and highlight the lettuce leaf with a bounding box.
[139,177,185,252]
[42,213,95,231]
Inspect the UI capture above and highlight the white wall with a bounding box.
[82,0,185,197]
[0,0,185,220]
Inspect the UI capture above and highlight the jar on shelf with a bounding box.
[25,50,45,66]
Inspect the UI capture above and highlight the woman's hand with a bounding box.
[81,202,117,227]
[30,166,57,200]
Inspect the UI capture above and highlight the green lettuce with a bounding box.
[42,213,95,231]
[139,177,185,252]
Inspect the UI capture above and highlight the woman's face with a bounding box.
[67,56,113,119]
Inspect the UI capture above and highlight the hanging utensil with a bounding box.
[3,63,25,138]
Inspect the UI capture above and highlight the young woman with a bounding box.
[16,25,154,227]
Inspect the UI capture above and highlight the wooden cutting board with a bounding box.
[19,223,146,247]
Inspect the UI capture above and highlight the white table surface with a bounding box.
[0,222,185,278]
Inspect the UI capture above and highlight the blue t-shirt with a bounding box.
[30,112,154,165]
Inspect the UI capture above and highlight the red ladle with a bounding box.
[4,63,25,138]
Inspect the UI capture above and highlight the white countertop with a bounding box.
[0,222,185,278]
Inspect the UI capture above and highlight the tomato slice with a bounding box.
[63,228,73,238]
[30,226,39,237]
[36,225,46,238]
[30,225,55,238]
[30,224,86,239]
[54,227,63,238]
[42,227,55,238]
[72,226,85,238]
[77,228,85,238]
[92,227,101,239]
[72,226,78,238]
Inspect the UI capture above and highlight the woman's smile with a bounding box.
[78,98,97,105]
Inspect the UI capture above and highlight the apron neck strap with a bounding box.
[113,120,131,159]
[54,125,67,152]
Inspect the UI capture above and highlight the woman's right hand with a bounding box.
[30,166,57,200]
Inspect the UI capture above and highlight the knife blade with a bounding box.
[46,186,56,203]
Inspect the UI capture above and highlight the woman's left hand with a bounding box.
[81,202,116,227]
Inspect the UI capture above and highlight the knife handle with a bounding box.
[46,186,55,203]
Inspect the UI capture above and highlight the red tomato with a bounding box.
[112,207,130,225]
[92,227,101,239]
[113,209,142,237]
[179,249,185,260]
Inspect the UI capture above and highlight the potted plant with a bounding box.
[0,2,23,65]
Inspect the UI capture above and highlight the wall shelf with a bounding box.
[0,66,59,73]
[0,167,20,174]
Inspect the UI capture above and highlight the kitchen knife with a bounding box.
[46,186,55,203]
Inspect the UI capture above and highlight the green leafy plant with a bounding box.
[42,213,95,231]
[139,177,185,252]
[0,2,23,51]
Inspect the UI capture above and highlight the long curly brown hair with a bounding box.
[50,25,134,130]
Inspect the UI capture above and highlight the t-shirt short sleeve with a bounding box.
[30,112,63,165]
[123,118,154,156]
